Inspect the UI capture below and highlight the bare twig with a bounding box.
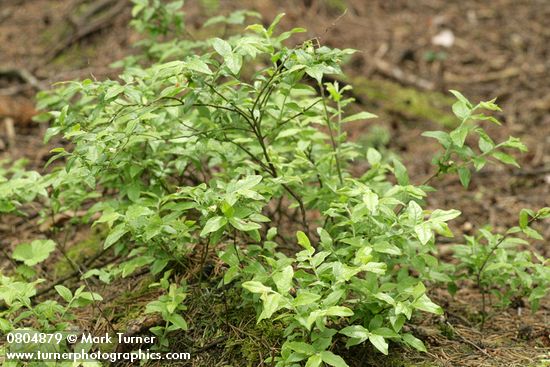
[444,67,521,84]
[3,117,16,148]
[0,67,47,91]
[34,247,112,298]
[193,335,229,353]
[446,322,492,358]
[44,0,129,65]
[373,57,435,91]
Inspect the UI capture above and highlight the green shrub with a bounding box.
[1,2,548,366]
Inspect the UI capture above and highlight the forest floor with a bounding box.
[1,0,549,366]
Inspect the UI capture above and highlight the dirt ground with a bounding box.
[1,0,549,366]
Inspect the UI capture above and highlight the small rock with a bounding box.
[432,29,455,48]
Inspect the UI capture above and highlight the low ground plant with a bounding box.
[1,1,548,366]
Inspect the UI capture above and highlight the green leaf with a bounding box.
[242,281,272,294]
[12,240,56,266]
[374,292,395,306]
[267,13,285,36]
[452,101,470,120]
[319,351,349,367]
[373,241,401,256]
[478,99,501,111]
[471,113,501,125]
[248,213,270,223]
[430,209,461,223]
[228,217,261,232]
[473,156,487,171]
[212,38,232,58]
[341,111,377,123]
[54,285,73,303]
[368,334,388,355]
[457,166,471,188]
[305,64,338,84]
[287,341,316,355]
[305,354,323,367]
[266,227,277,240]
[258,293,283,322]
[318,228,333,247]
[414,223,432,245]
[407,201,423,223]
[449,90,471,107]
[105,85,124,100]
[296,231,313,252]
[293,291,321,306]
[104,224,129,248]
[277,27,307,42]
[502,136,527,152]
[168,313,188,330]
[94,211,121,228]
[478,134,494,153]
[522,227,543,240]
[393,158,409,185]
[324,306,353,317]
[234,175,263,191]
[367,148,381,165]
[412,294,443,314]
[273,265,294,293]
[212,38,242,74]
[491,151,519,167]
[226,53,243,75]
[339,325,369,341]
[333,262,361,281]
[200,216,227,237]
[402,333,427,352]
[537,207,550,219]
[0,318,11,332]
[363,191,379,214]
[450,125,468,147]
[363,262,386,274]
[186,58,212,75]
[519,209,529,229]
[246,23,266,34]
[371,327,399,338]
[306,64,324,83]
[422,131,450,146]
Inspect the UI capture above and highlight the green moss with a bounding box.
[52,231,103,278]
[236,321,284,366]
[324,0,348,12]
[438,322,456,340]
[117,275,157,305]
[174,286,283,366]
[40,23,71,45]
[351,77,457,127]
[199,0,220,13]
[51,44,99,68]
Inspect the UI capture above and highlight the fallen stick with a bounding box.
[44,0,129,65]
[33,247,115,300]
[0,67,47,91]
[475,165,550,177]
[3,117,16,148]
[193,335,229,353]
[444,67,520,84]
[445,322,493,359]
[373,57,436,91]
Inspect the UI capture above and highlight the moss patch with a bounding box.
[52,231,102,278]
[351,77,457,127]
